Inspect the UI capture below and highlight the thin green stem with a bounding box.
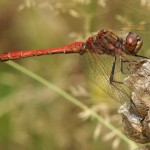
[5,61,138,149]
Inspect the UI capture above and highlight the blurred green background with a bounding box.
[0,0,150,150]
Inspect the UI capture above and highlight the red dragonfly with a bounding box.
[0,29,145,103]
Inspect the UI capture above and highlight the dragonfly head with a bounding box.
[123,32,143,55]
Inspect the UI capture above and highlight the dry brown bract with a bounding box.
[118,59,150,144]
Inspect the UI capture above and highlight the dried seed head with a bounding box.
[119,59,150,144]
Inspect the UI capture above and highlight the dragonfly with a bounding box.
[0,29,146,103]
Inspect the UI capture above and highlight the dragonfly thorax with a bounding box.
[85,29,124,56]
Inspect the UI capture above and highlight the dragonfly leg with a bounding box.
[109,56,123,84]
[120,57,130,74]
[120,57,145,74]
[134,54,148,59]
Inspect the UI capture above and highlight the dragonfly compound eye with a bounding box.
[123,32,143,55]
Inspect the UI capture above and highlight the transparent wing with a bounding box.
[81,51,130,103]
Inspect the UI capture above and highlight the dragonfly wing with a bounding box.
[81,51,130,103]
